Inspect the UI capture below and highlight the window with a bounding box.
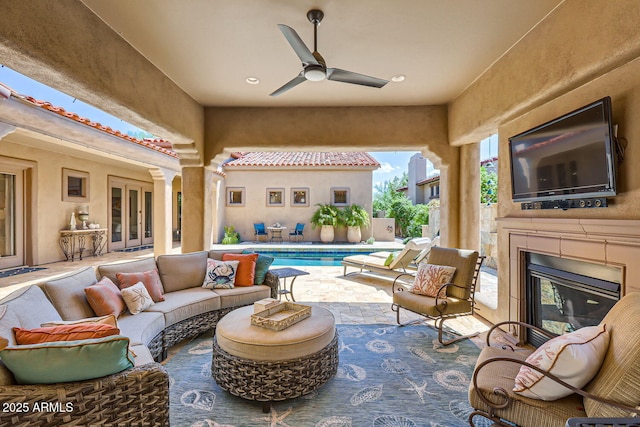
[266,188,284,207]
[331,187,350,206]
[226,187,245,206]
[291,187,309,207]
[62,168,89,202]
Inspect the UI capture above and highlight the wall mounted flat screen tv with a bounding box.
[509,96,617,203]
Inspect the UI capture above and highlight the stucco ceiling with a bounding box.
[81,0,562,108]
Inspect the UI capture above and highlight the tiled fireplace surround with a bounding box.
[498,217,640,342]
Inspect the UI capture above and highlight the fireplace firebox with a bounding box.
[526,253,620,347]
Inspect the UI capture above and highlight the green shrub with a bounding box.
[221,225,240,244]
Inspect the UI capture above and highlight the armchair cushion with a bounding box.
[409,263,456,298]
[514,324,610,400]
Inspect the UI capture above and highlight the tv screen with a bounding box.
[509,96,617,203]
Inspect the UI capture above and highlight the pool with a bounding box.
[255,249,377,267]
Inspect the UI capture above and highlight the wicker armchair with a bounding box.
[0,363,169,426]
[468,292,640,427]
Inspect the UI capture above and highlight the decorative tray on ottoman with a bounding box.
[251,302,312,331]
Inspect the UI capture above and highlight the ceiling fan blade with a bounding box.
[326,68,388,88]
[278,24,319,66]
[269,73,307,97]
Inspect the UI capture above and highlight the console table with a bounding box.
[59,229,108,261]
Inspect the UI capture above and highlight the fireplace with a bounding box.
[525,253,621,347]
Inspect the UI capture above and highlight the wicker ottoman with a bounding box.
[211,305,338,412]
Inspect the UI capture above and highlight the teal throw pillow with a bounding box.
[242,250,275,285]
[0,336,134,384]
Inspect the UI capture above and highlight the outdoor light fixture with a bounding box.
[391,74,406,83]
[303,65,326,81]
[245,77,260,85]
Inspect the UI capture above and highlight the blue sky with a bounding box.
[0,65,497,188]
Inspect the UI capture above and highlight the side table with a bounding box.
[269,267,309,302]
[59,229,107,261]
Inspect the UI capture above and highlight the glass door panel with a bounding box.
[0,172,23,269]
[127,187,141,247]
[142,190,153,245]
[111,187,123,244]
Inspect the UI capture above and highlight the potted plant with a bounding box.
[341,204,371,243]
[310,203,339,243]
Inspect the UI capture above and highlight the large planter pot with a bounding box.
[347,226,362,243]
[320,225,335,243]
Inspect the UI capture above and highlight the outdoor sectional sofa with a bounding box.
[0,249,278,426]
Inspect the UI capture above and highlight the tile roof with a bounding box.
[1,82,177,158]
[223,152,380,168]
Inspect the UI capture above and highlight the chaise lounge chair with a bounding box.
[342,237,432,277]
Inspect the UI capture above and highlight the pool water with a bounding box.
[256,250,375,267]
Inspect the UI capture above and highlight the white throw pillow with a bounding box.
[513,324,610,401]
[120,282,155,315]
[409,263,456,298]
[202,259,240,289]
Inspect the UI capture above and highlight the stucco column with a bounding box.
[181,166,207,252]
[459,143,480,251]
[438,163,459,249]
[149,168,178,256]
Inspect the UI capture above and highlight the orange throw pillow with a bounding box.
[85,277,127,317]
[116,269,165,302]
[14,324,120,345]
[222,253,258,286]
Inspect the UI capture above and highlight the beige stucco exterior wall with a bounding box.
[1,138,155,264]
[221,168,374,243]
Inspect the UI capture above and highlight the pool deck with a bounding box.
[0,240,499,346]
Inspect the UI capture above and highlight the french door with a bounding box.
[109,177,153,251]
[0,170,24,269]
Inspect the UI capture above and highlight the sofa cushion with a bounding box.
[213,285,272,309]
[3,286,62,328]
[41,314,118,329]
[222,253,258,286]
[121,282,155,315]
[145,288,221,327]
[14,324,120,345]
[116,311,165,347]
[85,277,127,317]
[41,267,97,320]
[203,259,239,289]
[0,305,20,348]
[117,269,165,302]
[130,344,155,367]
[97,257,158,288]
[0,336,134,385]
[156,251,208,292]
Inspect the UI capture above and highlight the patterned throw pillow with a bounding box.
[120,282,154,315]
[513,324,610,400]
[203,259,240,289]
[409,263,457,298]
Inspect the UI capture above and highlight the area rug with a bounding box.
[164,324,491,427]
[0,267,46,278]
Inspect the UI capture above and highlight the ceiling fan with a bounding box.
[270,9,389,96]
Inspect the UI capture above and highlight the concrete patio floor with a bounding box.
[0,242,500,347]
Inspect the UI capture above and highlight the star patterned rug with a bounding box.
[164,323,490,427]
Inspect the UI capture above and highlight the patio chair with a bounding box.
[253,223,268,242]
[288,223,305,242]
[342,237,432,277]
[391,246,483,345]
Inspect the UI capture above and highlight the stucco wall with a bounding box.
[1,138,154,264]
[222,168,374,243]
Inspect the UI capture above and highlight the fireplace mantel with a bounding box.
[497,217,640,341]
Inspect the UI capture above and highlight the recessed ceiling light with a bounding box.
[391,74,406,83]
[246,77,260,85]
